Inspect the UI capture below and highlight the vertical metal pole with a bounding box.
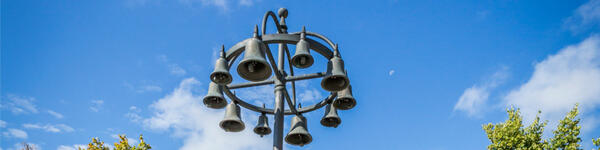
[273,43,287,150]
[274,8,288,150]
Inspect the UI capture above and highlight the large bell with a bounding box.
[210,45,233,85]
[291,27,314,68]
[219,103,245,132]
[285,114,312,146]
[203,82,227,109]
[253,113,271,137]
[320,104,341,128]
[321,44,349,92]
[334,84,356,110]
[237,25,272,82]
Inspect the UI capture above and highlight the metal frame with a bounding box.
[214,8,342,150]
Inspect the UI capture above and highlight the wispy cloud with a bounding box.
[157,55,187,76]
[90,100,104,112]
[454,67,509,117]
[47,110,64,119]
[388,70,395,76]
[0,120,6,128]
[23,123,75,133]
[125,106,143,123]
[2,94,38,114]
[503,35,600,129]
[57,144,87,150]
[143,78,272,150]
[564,0,600,32]
[2,128,28,139]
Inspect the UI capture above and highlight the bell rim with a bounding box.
[333,97,356,110]
[320,75,350,92]
[291,54,314,69]
[210,72,233,85]
[202,96,227,109]
[219,120,246,132]
[253,127,272,135]
[320,117,342,127]
[284,133,313,146]
[236,59,273,82]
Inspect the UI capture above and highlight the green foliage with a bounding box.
[548,104,581,150]
[80,134,151,150]
[483,104,592,150]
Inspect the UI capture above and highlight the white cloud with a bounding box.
[143,78,272,150]
[57,145,86,150]
[157,55,187,76]
[3,94,38,114]
[126,106,143,123]
[565,0,600,32]
[298,88,323,104]
[0,120,6,128]
[503,35,600,129]
[388,70,395,76]
[169,64,187,76]
[140,85,162,93]
[454,67,509,117]
[12,142,40,150]
[3,128,28,139]
[179,0,229,11]
[47,110,64,119]
[90,100,104,112]
[23,123,75,133]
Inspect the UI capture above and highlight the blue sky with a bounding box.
[2,0,600,150]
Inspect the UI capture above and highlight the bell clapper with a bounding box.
[248,62,255,73]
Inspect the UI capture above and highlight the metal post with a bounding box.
[273,44,287,150]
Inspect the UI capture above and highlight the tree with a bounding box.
[483,104,593,150]
[80,134,151,150]
[548,104,581,150]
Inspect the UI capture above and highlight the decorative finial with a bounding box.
[253,25,259,38]
[278,8,288,18]
[220,45,226,58]
[333,43,340,57]
[300,26,306,39]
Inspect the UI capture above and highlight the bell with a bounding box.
[210,45,233,85]
[320,104,341,128]
[321,44,349,92]
[334,84,356,110]
[237,25,272,82]
[219,103,245,132]
[203,82,227,109]
[253,113,271,137]
[285,114,312,146]
[291,27,314,68]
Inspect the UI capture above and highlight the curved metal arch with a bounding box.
[261,11,284,35]
[289,31,336,51]
[222,85,336,115]
[224,34,334,61]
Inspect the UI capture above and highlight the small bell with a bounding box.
[219,103,245,132]
[321,44,349,92]
[203,82,227,109]
[210,45,233,85]
[253,112,271,137]
[237,25,272,82]
[320,104,341,128]
[334,84,356,110]
[291,26,314,68]
[285,114,312,146]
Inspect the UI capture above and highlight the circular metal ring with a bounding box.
[221,33,336,115]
